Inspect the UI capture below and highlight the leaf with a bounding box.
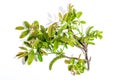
[64,43,68,48]
[32,39,39,47]
[68,3,73,12]
[76,11,82,18]
[80,20,86,24]
[16,52,28,58]
[15,26,24,30]
[48,25,55,37]
[38,53,43,62]
[72,20,78,24]
[33,21,39,29]
[20,30,29,38]
[73,9,76,17]
[38,30,42,35]
[67,9,76,22]
[42,42,49,48]
[48,26,53,37]
[64,59,70,64]
[53,40,59,51]
[24,41,32,48]
[79,68,85,73]
[58,12,62,20]
[22,56,28,64]
[24,56,28,62]
[98,35,103,39]
[87,41,95,45]
[68,65,73,71]
[49,55,64,70]
[40,25,46,33]
[16,52,24,57]
[61,24,67,30]
[24,21,30,28]
[19,46,27,50]
[27,34,35,41]
[96,31,103,39]
[70,58,75,65]
[27,50,34,65]
[86,26,94,35]
[63,13,68,21]
[61,37,74,47]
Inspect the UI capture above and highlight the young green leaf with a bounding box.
[38,53,43,62]
[27,50,34,65]
[86,26,94,35]
[64,43,68,48]
[24,41,32,48]
[61,37,74,47]
[98,35,103,39]
[87,41,95,45]
[76,11,82,18]
[64,59,70,64]
[40,25,46,33]
[24,56,28,62]
[27,34,35,41]
[48,25,55,37]
[16,52,24,57]
[70,58,75,65]
[63,13,68,21]
[48,26,53,37]
[22,55,28,64]
[49,55,64,70]
[24,21,30,28]
[42,42,49,48]
[58,12,62,20]
[32,39,39,47]
[68,65,73,71]
[15,26,24,30]
[80,20,86,24]
[53,40,59,51]
[61,24,67,30]
[19,46,27,50]
[20,30,29,38]
[33,21,39,29]
[16,52,28,58]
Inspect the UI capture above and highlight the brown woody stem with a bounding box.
[63,55,79,60]
[84,46,90,70]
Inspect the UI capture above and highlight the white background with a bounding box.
[0,0,120,80]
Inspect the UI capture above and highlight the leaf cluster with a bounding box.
[15,4,103,75]
[65,58,86,75]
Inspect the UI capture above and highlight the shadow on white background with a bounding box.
[0,0,120,80]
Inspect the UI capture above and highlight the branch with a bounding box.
[63,55,79,60]
[83,45,90,70]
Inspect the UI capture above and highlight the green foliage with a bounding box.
[15,4,103,75]
[49,55,65,70]
[24,21,30,28]
[20,30,29,38]
[15,26,24,30]
[24,41,32,48]
[76,11,82,18]
[80,20,86,24]
[19,46,27,50]
[37,53,43,62]
[27,50,34,65]
[16,52,28,58]
[67,59,86,75]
